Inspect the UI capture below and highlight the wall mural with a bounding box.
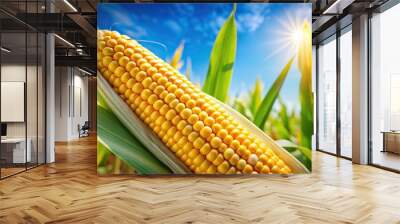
[97,3,312,175]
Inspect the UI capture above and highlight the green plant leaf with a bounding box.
[271,118,291,140]
[298,21,313,149]
[185,57,191,80]
[276,139,312,170]
[249,78,263,116]
[278,98,291,134]
[97,142,111,167]
[202,4,237,102]
[285,147,312,171]
[98,74,191,174]
[275,139,312,160]
[253,57,295,129]
[97,104,171,175]
[169,41,184,70]
[233,98,253,120]
[97,88,110,110]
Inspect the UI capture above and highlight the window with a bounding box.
[0,1,47,179]
[317,36,337,154]
[370,3,400,171]
[339,28,352,158]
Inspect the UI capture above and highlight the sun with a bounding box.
[290,28,304,49]
[265,9,310,60]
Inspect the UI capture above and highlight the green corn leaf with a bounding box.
[98,74,190,174]
[253,57,295,129]
[275,139,312,161]
[298,21,313,149]
[271,119,291,140]
[185,58,191,80]
[97,141,111,167]
[233,98,253,120]
[97,88,110,110]
[249,78,263,116]
[169,41,184,70]
[285,147,312,171]
[97,103,171,175]
[275,139,312,171]
[278,98,291,134]
[202,4,237,102]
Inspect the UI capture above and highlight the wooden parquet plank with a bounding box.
[0,135,399,223]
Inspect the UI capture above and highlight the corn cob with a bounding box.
[97,30,292,174]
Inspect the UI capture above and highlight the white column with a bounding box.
[46,33,55,163]
[45,1,55,163]
[352,14,369,164]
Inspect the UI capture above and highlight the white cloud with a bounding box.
[194,5,269,36]
[124,26,147,39]
[209,16,226,34]
[237,14,264,32]
[104,7,147,38]
[237,5,270,33]
[165,20,182,34]
[174,4,195,15]
[106,7,136,27]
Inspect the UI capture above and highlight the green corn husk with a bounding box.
[98,74,191,174]
[97,95,171,174]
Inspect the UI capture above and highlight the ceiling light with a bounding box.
[78,67,93,76]
[54,34,75,48]
[323,0,355,15]
[1,47,11,53]
[63,0,78,12]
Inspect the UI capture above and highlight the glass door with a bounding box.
[339,27,352,158]
[0,0,47,179]
[317,36,337,154]
[370,3,400,172]
[1,30,28,178]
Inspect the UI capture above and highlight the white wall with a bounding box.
[54,67,89,141]
[55,66,69,141]
[1,65,41,138]
[1,64,46,163]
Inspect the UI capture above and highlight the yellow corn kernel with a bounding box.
[206,149,218,162]
[199,160,210,172]
[236,159,246,170]
[206,165,217,174]
[260,165,270,174]
[193,155,205,167]
[217,161,230,174]
[199,143,211,155]
[223,148,234,159]
[199,126,212,138]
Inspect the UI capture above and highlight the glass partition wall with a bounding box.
[0,1,46,179]
[316,26,353,159]
[339,27,352,159]
[370,3,400,172]
[317,35,337,155]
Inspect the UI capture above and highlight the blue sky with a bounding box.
[98,3,311,111]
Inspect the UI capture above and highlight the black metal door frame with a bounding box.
[315,23,352,161]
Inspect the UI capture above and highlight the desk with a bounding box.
[1,138,31,163]
[382,131,400,154]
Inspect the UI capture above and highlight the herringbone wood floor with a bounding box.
[1,136,400,224]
